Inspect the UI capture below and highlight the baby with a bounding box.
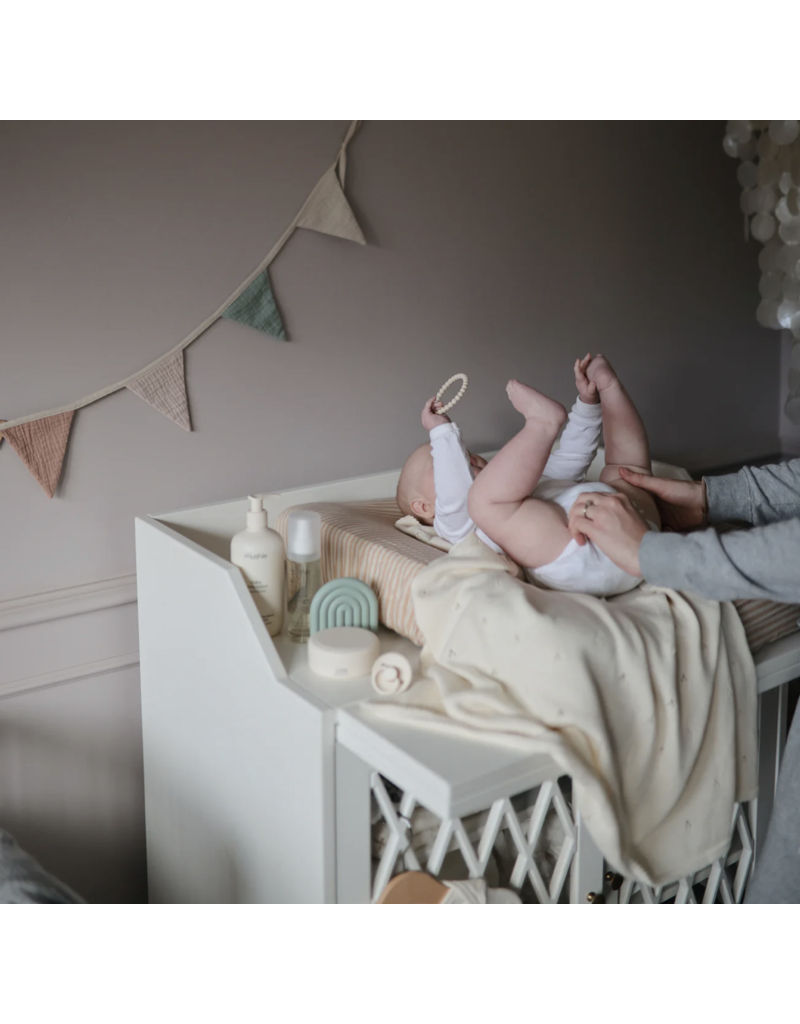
[396,355,661,597]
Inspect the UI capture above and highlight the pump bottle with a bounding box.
[231,495,285,637]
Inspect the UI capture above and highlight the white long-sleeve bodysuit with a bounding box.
[430,398,652,597]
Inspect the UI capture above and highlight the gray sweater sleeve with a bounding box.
[639,456,800,602]
[706,457,800,526]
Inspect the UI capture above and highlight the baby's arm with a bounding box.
[430,421,478,544]
[419,395,476,543]
[540,399,603,483]
[539,355,603,482]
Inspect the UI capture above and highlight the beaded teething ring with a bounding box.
[435,373,469,414]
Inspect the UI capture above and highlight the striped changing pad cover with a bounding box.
[275,499,800,653]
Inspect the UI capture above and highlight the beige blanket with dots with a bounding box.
[364,533,757,887]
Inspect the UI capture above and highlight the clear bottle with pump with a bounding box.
[231,495,285,637]
[285,510,323,644]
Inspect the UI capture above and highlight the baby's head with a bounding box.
[397,443,435,524]
[397,444,487,525]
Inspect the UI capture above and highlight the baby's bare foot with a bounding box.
[586,354,619,392]
[506,380,567,429]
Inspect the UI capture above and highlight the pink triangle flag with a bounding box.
[296,167,366,244]
[126,350,192,432]
[3,410,75,498]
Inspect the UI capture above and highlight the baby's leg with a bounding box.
[587,355,661,528]
[468,381,573,568]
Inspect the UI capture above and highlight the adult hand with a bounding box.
[618,467,705,532]
[568,491,649,577]
[421,397,451,431]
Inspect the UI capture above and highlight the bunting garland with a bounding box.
[1,120,365,498]
[296,167,366,245]
[221,268,286,340]
[2,412,75,499]
[126,350,192,432]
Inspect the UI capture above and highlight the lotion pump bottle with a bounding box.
[286,510,323,644]
[231,495,285,637]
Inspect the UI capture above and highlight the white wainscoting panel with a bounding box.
[0,575,146,903]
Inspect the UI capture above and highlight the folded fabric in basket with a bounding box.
[441,879,521,904]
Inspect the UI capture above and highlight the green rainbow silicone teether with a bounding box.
[310,578,379,635]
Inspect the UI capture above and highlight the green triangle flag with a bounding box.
[222,269,287,340]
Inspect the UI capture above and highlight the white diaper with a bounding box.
[526,479,658,598]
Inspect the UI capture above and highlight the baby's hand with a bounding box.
[574,353,599,404]
[422,396,451,430]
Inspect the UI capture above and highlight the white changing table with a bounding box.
[135,468,800,904]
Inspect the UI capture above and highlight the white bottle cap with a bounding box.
[246,495,268,531]
[287,509,321,562]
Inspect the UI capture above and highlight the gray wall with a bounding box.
[0,120,780,600]
[0,121,781,902]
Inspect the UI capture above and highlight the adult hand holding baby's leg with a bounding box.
[618,468,706,531]
[567,491,648,576]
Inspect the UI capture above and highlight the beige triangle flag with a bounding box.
[296,167,366,244]
[126,350,191,432]
[3,410,75,498]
